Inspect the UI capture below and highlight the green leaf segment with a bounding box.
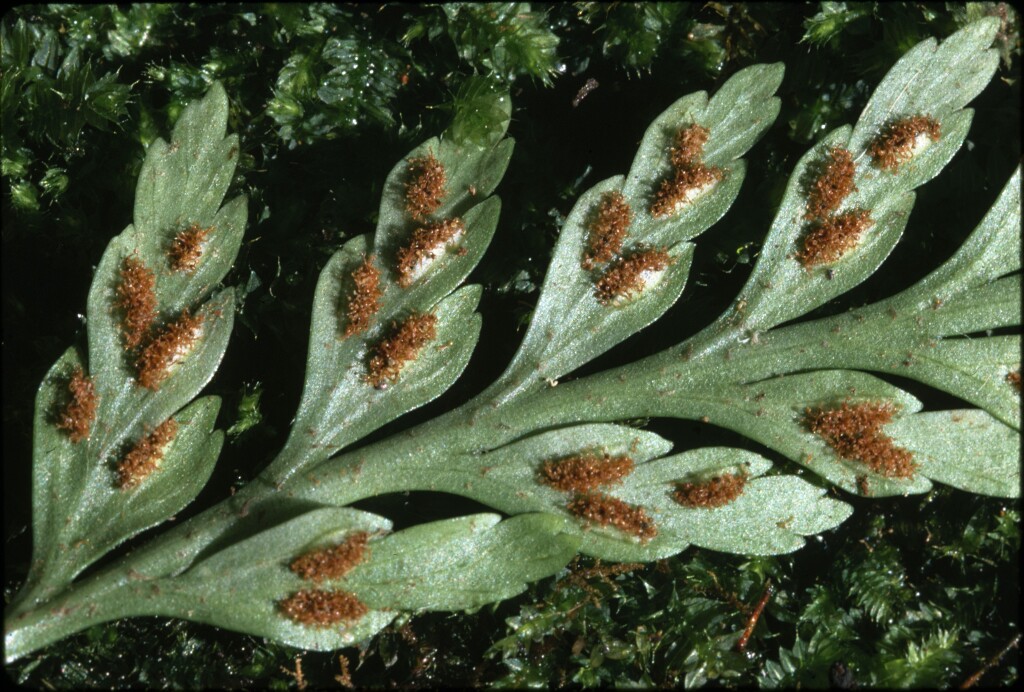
[5,19,1018,662]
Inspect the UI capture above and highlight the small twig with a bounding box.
[335,654,354,688]
[736,579,774,652]
[960,633,1021,689]
[280,655,306,690]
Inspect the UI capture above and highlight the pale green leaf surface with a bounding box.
[615,455,853,556]
[847,18,999,153]
[730,126,918,332]
[133,82,240,242]
[502,65,779,391]
[85,280,235,463]
[623,91,707,203]
[656,370,932,497]
[341,513,580,611]
[161,508,395,651]
[885,166,1021,305]
[270,283,483,483]
[384,195,501,312]
[31,369,222,587]
[373,134,513,262]
[887,410,1020,497]
[68,397,223,573]
[502,195,695,390]
[31,347,92,584]
[853,107,973,194]
[719,312,1020,429]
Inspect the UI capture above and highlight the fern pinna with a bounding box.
[5,18,1019,670]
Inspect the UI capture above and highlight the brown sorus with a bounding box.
[117,418,178,489]
[136,310,205,390]
[674,471,748,509]
[279,589,368,628]
[405,152,447,221]
[797,209,874,268]
[168,223,211,273]
[804,400,918,479]
[395,218,465,287]
[856,474,871,496]
[343,256,383,337]
[55,367,98,443]
[669,124,712,169]
[290,532,371,583]
[567,492,657,542]
[805,147,856,220]
[583,191,632,270]
[650,164,724,218]
[367,313,437,388]
[540,453,635,493]
[595,249,673,305]
[117,256,158,350]
[1007,369,1021,392]
[869,115,942,172]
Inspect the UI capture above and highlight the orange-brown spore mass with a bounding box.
[395,218,465,287]
[117,256,158,350]
[117,418,178,489]
[136,311,205,390]
[56,367,98,443]
[650,123,723,219]
[797,209,874,268]
[674,471,749,509]
[567,492,657,542]
[279,589,368,628]
[168,224,211,273]
[650,164,724,218]
[805,147,856,220]
[869,115,942,172]
[594,249,672,305]
[290,532,371,583]
[1007,369,1021,392]
[583,191,632,270]
[540,453,635,493]
[670,124,712,169]
[804,400,918,479]
[343,256,383,337]
[367,313,437,388]
[405,152,447,221]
